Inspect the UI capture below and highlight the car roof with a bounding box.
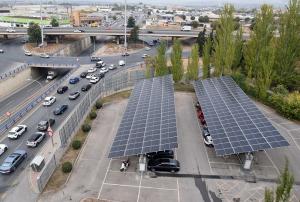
[29,133,43,140]
[9,126,22,132]
[39,120,47,124]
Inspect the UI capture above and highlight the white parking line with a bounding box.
[136,173,142,202]
[177,178,180,202]
[103,182,177,191]
[97,159,111,200]
[264,151,280,175]
[108,170,136,174]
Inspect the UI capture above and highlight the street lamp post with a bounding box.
[40,0,44,48]
[27,78,57,166]
[124,0,127,66]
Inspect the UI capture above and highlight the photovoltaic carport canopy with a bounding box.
[194,76,289,156]
[108,75,177,158]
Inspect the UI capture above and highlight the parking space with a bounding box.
[39,92,300,202]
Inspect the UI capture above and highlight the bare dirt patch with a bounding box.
[93,43,145,56]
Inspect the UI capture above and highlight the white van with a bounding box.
[119,60,125,66]
[181,26,192,31]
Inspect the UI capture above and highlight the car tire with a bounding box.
[151,168,155,172]
[4,147,7,152]
[12,167,16,172]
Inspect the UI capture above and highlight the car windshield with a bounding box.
[8,131,16,135]
[1,162,11,167]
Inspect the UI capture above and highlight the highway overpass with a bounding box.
[0,27,200,38]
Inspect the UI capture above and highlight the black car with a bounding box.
[147,30,153,33]
[68,91,80,100]
[57,86,68,94]
[80,72,88,78]
[90,56,102,61]
[81,84,92,92]
[147,150,174,159]
[53,105,68,115]
[26,132,46,147]
[37,119,55,131]
[122,52,130,57]
[95,73,105,79]
[147,158,180,172]
[0,150,27,174]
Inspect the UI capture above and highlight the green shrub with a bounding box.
[72,140,82,150]
[62,162,72,173]
[89,111,97,119]
[95,100,103,109]
[81,123,91,133]
[272,84,289,95]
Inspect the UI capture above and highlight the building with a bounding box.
[71,10,101,27]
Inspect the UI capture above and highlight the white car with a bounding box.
[202,127,213,147]
[7,125,27,139]
[86,74,95,79]
[0,49,4,53]
[0,144,8,156]
[88,67,97,73]
[119,60,125,66]
[109,64,116,70]
[73,29,84,33]
[40,53,50,58]
[6,28,16,33]
[142,54,149,58]
[145,47,151,51]
[24,51,32,56]
[43,96,56,106]
[90,76,100,84]
[99,67,109,74]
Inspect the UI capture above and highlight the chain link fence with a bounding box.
[35,67,146,192]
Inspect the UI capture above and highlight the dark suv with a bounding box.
[53,105,68,115]
[37,119,55,131]
[147,150,174,159]
[81,84,91,91]
[147,158,180,172]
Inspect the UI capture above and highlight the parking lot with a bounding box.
[38,92,300,202]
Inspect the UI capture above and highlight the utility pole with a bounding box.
[40,0,44,48]
[124,0,127,51]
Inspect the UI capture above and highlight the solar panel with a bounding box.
[108,75,177,158]
[194,76,289,156]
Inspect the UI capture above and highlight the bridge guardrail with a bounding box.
[27,63,80,68]
[0,63,29,81]
[0,69,75,134]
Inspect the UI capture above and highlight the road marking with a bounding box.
[136,173,142,202]
[103,182,177,191]
[97,159,111,200]
[177,178,180,202]
[264,151,280,175]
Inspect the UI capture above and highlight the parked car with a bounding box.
[147,158,180,172]
[0,144,8,156]
[119,60,125,66]
[37,119,55,131]
[100,67,109,74]
[147,150,174,160]
[0,150,27,174]
[57,86,68,94]
[95,73,105,79]
[0,49,4,53]
[88,67,97,73]
[69,77,80,84]
[24,51,32,56]
[26,132,46,147]
[202,126,213,147]
[90,56,102,61]
[121,52,129,57]
[7,125,27,139]
[21,39,28,43]
[6,28,16,33]
[86,74,95,79]
[81,84,91,91]
[90,76,100,84]
[80,71,88,78]
[73,29,85,33]
[68,91,80,100]
[40,53,50,58]
[96,61,106,68]
[53,105,68,115]
[109,64,116,70]
[43,96,56,106]
[142,54,149,58]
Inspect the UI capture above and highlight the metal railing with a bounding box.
[0,63,29,81]
[27,63,80,68]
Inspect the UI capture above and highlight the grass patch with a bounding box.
[101,90,131,103]
[0,16,69,25]
[174,83,195,92]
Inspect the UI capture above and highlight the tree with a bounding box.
[27,22,41,46]
[202,38,212,79]
[170,39,183,82]
[112,16,117,20]
[127,16,135,28]
[129,26,139,44]
[273,0,300,90]
[232,27,244,70]
[264,159,294,202]
[187,44,199,80]
[145,56,156,78]
[198,16,209,23]
[155,42,168,76]
[213,4,236,76]
[50,17,59,27]
[191,21,199,28]
[197,26,206,56]
[191,16,195,20]
[244,4,275,98]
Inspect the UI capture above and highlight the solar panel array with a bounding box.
[108,75,177,158]
[194,76,289,156]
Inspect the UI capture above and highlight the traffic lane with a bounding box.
[0,77,49,116]
[0,75,92,190]
[0,37,24,56]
